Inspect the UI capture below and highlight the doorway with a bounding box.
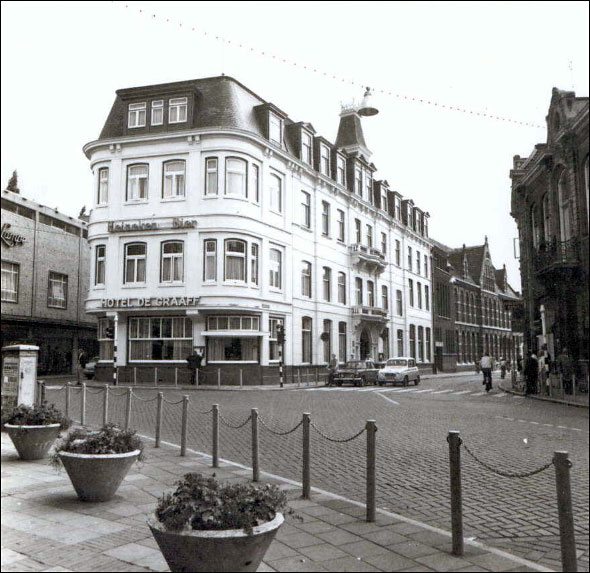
[360,329,371,360]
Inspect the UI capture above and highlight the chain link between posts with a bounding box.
[130,390,159,403]
[85,387,106,395]
[310,420,367,443]
[258,417,303,436]
[162,396,185,405]
[109,388,130,397]
[219,413,252,429]
[461,441,554,478]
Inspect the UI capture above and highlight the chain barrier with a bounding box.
[219,413,252,430]
[45,384,69,391]
[130,391,159,403]
[108,388,130,397]
[461,441,554,479]
[162,396,185,405]
[195,408,214,415]
[310,420,366,443]
[86,387,106,395]
[259,417,303,436]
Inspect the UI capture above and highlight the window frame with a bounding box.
[301,130,313,165]
[97,167,109,205]
[321,201,330,236]
[269,247,282,290]
[205,157,219,196]
[302,317,313,363]
[160,240,184,284]
[47,271,68,309]
[1,260,19,303]
[124,242,147,285]
[225,156,248,198]
[128,102,146,128]
[301,261,312,298]
[168,97,188,124]
[95,244,106,286]
[126,163,149,202]
[151,100,164,126]
[269,173,283,213]
[322,266,332,302]
[203,239,217,282]
[337,272,346,304]
[337,209,345,242]
[301,191,311,228]
[224,239,248,283]
[162,159,186,199]
[320,143,331,176]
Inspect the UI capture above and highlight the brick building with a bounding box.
[510,88,589,376]
[432,237,524,372]
[1,190,97,375]
[83,75,434,384]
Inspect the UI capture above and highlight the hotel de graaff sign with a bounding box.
[100,297,200,309]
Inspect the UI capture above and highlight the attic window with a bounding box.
[169,98,188,123]
[463,258,469,277]
[151,100,164,125]
[320,144,330,176]
[269,113,282,145]
[301,131,312,164]
[336,155,346,185]
[128,103,146,128]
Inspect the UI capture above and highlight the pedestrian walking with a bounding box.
[186,348,203,385]
[556,348,574,395]
[480,352,494,392]
[523,352,539,395]
[327,353,339,386]
[77,349,88,386]
[538,350,550,395]
[500,357,507,379]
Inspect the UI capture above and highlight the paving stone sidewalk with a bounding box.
[2,432,553,572]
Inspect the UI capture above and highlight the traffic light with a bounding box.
[277,324,285,345]
[105,326,114,339]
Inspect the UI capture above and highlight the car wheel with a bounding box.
[415,376,420,386]
[403,376,409,387]
[337,381,343,387]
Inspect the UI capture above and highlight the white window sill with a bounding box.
[158,282,185,287]
[95,204,108,209]
[122,283,146,289]
[161,196,186,203]
[124,200,149,205]
[93,285,106,290]
[223,194,249,202]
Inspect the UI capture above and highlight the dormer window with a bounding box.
[336,155,346,186]
[355,167,363,198]
[128,103,146,128]
[380,188,388,212]
[169,97,187,123]
[365,173,373,204]
[301,131,312,164]
[269,113,283,145]
[320,144,331,176]
[151,100,164,125]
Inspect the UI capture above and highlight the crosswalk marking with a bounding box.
[450,390,472,395]
[432,389,455,394]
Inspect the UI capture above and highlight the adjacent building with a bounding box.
[83,75,434,384]
[431,237,524,372]
[1,190,97,375]
[510,88,589,376]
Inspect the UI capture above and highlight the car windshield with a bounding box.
[345,361,364,368]
[386,359,407,367]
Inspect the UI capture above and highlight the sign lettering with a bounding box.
[1,224,26,247]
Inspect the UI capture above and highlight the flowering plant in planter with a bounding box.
[4,402,70,460]
[51,424,144,502]
[150,473,296,572]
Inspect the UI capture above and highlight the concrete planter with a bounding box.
[58,449,140,502]
[148,512,284,572]
[5,423,62,460]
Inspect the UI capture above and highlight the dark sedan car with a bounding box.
[329,360,380,387]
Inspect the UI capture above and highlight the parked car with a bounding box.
[378,358,420,386]
[330,360,380,387]
[83,357,99,379]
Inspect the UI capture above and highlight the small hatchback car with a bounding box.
[377,357,420,386]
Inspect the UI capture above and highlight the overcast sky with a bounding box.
[2,1,589,289]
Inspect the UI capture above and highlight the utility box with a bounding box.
[1,345,39,409]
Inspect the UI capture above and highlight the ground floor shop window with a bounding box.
[128,317,192,361]
[208,337,259,362]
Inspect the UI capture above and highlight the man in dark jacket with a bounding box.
[556,348,574,395]
[186,349,203,385]
[523,352,539,395]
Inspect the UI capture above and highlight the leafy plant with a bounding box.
[155,473,295,535]
[3,402,70,430]
[51,423,144,468]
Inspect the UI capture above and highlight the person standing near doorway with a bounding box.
[524,352,539,396]
[186,348,202,386]
[77,349,88,386]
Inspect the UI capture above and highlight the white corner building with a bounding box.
[83,76,433,384]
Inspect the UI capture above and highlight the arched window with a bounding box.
[161,241,184,283]
[302,317,312,363]
[163,160,186,198]
[557,171,573,242]
[225,157,247,197]
[224,239,247,282]
[542,193,552,242]
[124,242,147,284]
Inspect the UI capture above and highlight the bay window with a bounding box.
[224,239,247,282]
[251,244,259,285]
[97,167,109,204]
[204,240,217,282]
[126,164,149,201]
[95,245,106,286]
[225,157,247,197]
[205,158,218,196]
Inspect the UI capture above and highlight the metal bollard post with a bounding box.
[65,383,71,419]
[124,387,132,430]
[175,367,178,387]
[212,404,219,468]
[37,380,45,406]
[302,413,311,499]
[154,367,158,386]
[298,368,302,387]
[155,392,163,448]
[134,366,137,385]
[554,451,578,572]
[180,395,189,457]
[366,420,377,522]
[251,408,259,482]
[240,369,243,388]
[572,375,576,400]
[447,430,464,556]
[102,385,109,426]
[559,373,564,398]
[80,383,87,426]
[196,368,199,387]
[217,368,221,388]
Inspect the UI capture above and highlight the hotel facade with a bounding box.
[84,76,433,384]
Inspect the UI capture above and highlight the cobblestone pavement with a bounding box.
[2,433,549,573]
[45,373,589,572]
